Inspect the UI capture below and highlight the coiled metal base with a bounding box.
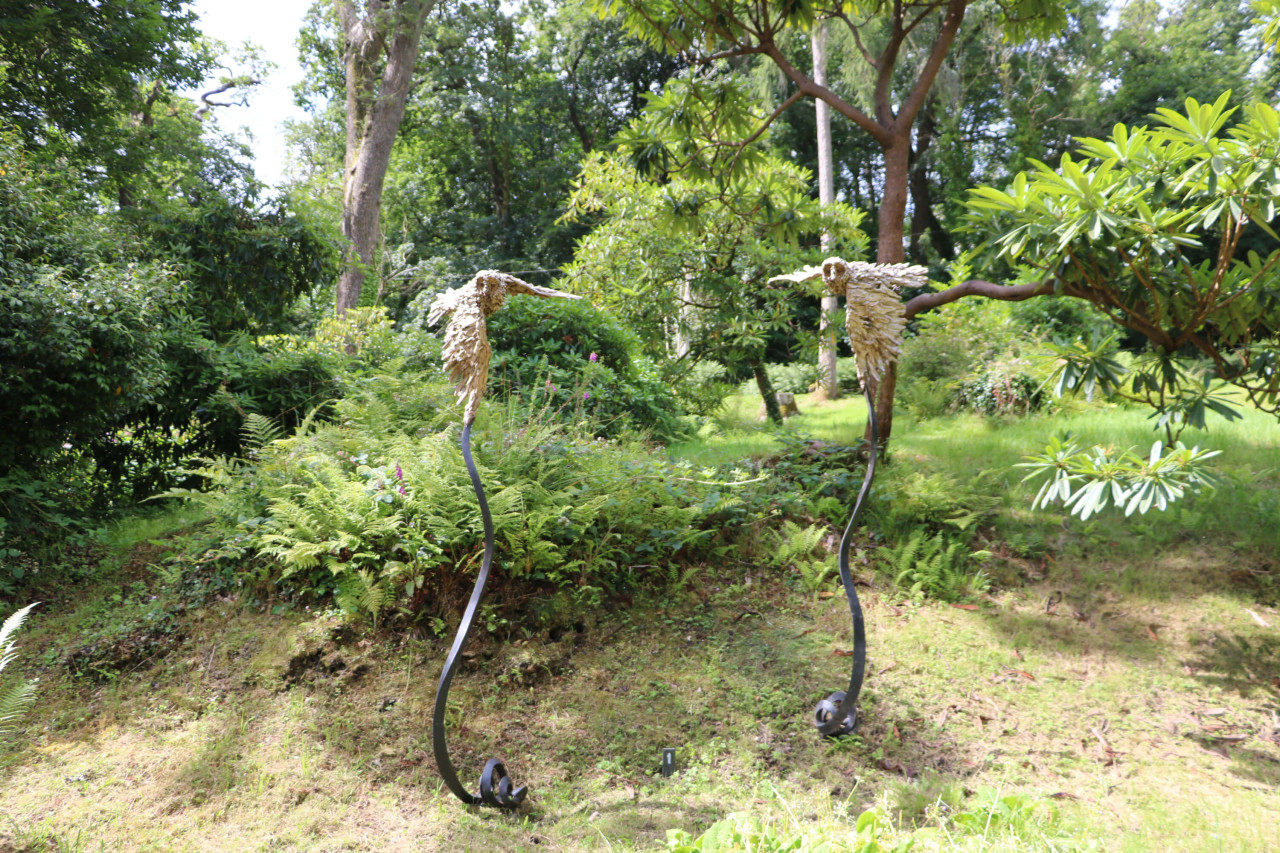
[431,422,527,808]
[813,384,877,738]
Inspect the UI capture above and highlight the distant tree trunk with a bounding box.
[751,359,783,424]
[335,0,431,314]
[908,105,954,262]
[812,20,840,401]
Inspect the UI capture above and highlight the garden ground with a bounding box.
[2,393,1278,852]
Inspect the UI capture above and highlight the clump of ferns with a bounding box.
[879,529,992,603]
[769,520,839,596]
[1,603,38,748]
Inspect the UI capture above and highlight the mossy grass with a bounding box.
[2,394,1278,850]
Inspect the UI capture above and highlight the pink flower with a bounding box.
[583,391,590,401]
[589,352,598,362]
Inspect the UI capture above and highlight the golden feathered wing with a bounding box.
[772,258,926,381]
[429,271,580,424]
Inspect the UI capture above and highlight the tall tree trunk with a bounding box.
[864,137,912,444]
[751,360,783,424]
[908,105,954,262]
[335,0,431,314]
[812,20,840,401]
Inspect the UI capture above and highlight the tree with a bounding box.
[334,0,435,313]
[812,19,840,399]
[563,151,866,420]
[0,0,208,148]
[594,0,1067,439]
[963,95,1280,432]
[1071,0,1275,140]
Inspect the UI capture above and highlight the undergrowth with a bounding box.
[160,377,772,632]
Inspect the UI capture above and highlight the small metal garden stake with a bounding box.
[428,271,580,808]
[773,258,927,736]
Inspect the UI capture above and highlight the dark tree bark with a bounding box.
[335,0,433,314]
[751,360,784,424]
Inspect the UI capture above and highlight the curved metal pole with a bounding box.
[431,422,527,808]
[813,382,878,737]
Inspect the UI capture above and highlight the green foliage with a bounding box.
[744,361,860,397]
[769,521,836,593]
[896,298,1022,419]
[966,95,1280,426]
[1044,334,1245,442]
[1260,0,1280,49]
[563,150,866,413]
[0,252,185,475]
[0,602,39,747]
[880,530,992,603]
[134,193,335,340]
[871,470,1001,542]
[0,0,207,149]
[1019,435,1221,520]
[766,434,870,519]
[953,360,1045,416]
[171,372,755,628]
[485,296,686,442]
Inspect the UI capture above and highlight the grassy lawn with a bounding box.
[2,396,1278,851]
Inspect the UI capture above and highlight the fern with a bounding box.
[770,521,827,569]
[241,413,284,450]
[879,531,991,603]
[0,602,38,745]
[335,569,394,627]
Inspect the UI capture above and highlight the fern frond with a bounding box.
[0,602,38,744]
[242,413,283,449]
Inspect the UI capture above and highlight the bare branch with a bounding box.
[903,277,1057,318]
[896,0,966,132]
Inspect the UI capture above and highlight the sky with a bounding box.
[190,0,315,188]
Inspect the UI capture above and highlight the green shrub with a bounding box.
[896,299,1019,419]
[485,297,687,442]
[676,360,738,416]
[170,378,755,630]
[0,263,188,475]
[952,359,1045,416]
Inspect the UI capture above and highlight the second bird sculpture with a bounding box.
[771,258,925,737]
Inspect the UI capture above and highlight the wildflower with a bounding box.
[398,485,407,496]
[395,463,404,481]
[583,391,590,401]
[589,352,598,362]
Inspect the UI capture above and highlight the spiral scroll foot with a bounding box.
[813,691,857,737]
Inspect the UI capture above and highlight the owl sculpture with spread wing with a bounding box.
[771,258,927,381]
[429,271,581,424]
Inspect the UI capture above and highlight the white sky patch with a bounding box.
[190,0,315,188]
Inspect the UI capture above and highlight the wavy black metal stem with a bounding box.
[432,422,527,808]
[813,383,878,737]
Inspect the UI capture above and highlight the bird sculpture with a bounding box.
[771,257,927,739]
[428,270,580,810]
[771,257,925,382]
[428,270,581,425]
